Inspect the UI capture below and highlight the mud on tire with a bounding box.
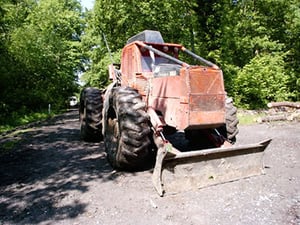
[79,87,103,142]
[103,86,153,170]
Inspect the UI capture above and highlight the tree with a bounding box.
[284,0,300,100]
[234,52,291,109]
[195,0,298,107]
[2,0,296,117]
[0,0,84,118]
[0,0,38,114]
[80,0,198,88]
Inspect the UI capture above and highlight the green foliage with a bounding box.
[0,110,55,134]
[0,0,83,120]
[1,0,299,128]
[0,140,20,156]
[92,0,197,49]
[80,0,298,110]
[284,1,300,100]
[80,0,198,88]
[234,53,291,109]
[80,50,121,88]
[194,0,299,108]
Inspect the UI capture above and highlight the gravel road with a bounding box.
[0,110,299,225]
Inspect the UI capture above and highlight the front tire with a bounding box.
[103,86,153,170]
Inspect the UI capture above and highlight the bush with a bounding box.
[233,53,292,109]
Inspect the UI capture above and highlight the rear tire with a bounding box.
[103,86,153,170]
[79,87,103,142]
[218,97,239,143]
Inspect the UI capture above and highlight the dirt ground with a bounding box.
[0,110,299,225]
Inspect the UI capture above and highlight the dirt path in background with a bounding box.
[0,110,299,225]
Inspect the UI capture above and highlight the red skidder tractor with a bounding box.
[79,30,271,196]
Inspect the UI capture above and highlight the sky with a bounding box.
[80,0,94,10]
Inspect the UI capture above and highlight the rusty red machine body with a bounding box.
[114,39,226,131]
[80,30,271,196]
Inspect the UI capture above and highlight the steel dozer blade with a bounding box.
[152,139,272,196]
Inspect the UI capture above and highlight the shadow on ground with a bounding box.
[0,110,116,224]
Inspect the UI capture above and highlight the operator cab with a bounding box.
[127,30,182,77]
[140,46,182,77]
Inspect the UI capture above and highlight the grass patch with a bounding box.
[0,140,20,156]
[238,110,267,125]
[2,140,18,149]
[0,111,57,134]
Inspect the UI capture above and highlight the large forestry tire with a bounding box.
[220,97,239,143]
[79,87,103,142]
[103,86,153,171]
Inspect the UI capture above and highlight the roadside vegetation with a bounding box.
[0,111,56,134]
[237,110,267,125]
[0,0,299,131]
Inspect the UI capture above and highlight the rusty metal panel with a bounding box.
[190,94,225,111]
[186,66,226,128]
[151,75,187,98]
[149,97,189,129]
[133,74,149,96]
[189,67,225,94]
[188,110,225,128]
